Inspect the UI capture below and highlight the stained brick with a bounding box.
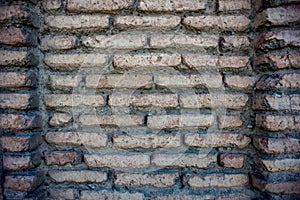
[49,113,72,127]
[41,35,77,50]
[255,53,300,70]
[45,151,81,166]
[0,27,37,47]
[220,154,245,169]
[256,114,300,131]
[80,191,144,200]
[0,94,38,110]
[67,0,133,12]
[225,75,257,90]
[4,172,44,192]
[48,188,77,200]
[219,0,251,11]
[48,170,107,183]
[253,137,300,154]
[150,195,215,200]
[79,115,144,127]
[220,36,251,52]
[0,134,41,152]
[253,94,300,111]
[218,115,243,129]
[0,114,41,130]
[256,157,300,172]
[49,75,81,90]
[42,0,62,10]
[0,72,36,89]
[0,50,38,67]
[138,0,206,11]
[3,153,40,171]
[255,73,300,90]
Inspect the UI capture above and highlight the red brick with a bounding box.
[0,27,37,47]
[4,172,44,192]
[3,153,40,171]
[114,15,180,29]
[84,154,150,169]
[255,73,300,90]
[80,191,144,200]
[82,34,146,50]
[256,157,300,172]
[0,134,41,152]
[255,53,300,70]
[45,151,81,166]
[219,0,251,11]
[49,75,82,90]
[45,132,107,148]
[218,115,243,129]
[150,195,215,200]
[0,72,36,89]
[49,113,72,127]
[0,50,38,67]
[42,0,62,10]
[48,188,77,200]
[41,35,77,50]
[220,154,245,168]
[185,174,248,188]
[85,74,152,89]
[215,194,251,200]
[256,114,300,131]
[67,0,133,12]
[220,36,251,52]
[147,114,214,129]
[0,94,38,110]
[48,170,107,183]
[253,137,300,154]
[138,0,206,11]
[150,34,218,50]
[253,94,300,111]
[0,114,41,130]
[184,15,250,31]
[225,75,257,90]
[45,15,109,30]
[79,115,144,127]
[115,172,178,188]
[151,153,216,169]
[185,133,251,148]
[154,74,223,89]
[109,94,178,108]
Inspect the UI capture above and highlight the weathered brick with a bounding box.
[45,15,109,30]
[48,170,107,183]
[44,94,105,108]
[185,133,251,148]
[180,94,248,109]
[44,151,81,166]
[253,137,300,154]
[147,114,214,129]
[220,36,251,52]
[0,50,38,66]
[49,75,81,90]
[0,27,37,47]
[185,174,248,188]
[42,0,62,10]
[256,114,300,131]
[0,114,41,130]
[82,34,146,50]
[114,15,180,29]
[220,154,245,169]
[215,194,251,200]
[113,133,181,149]
[84,154,150,169]
[49,113,72,127]
[41,35,77,50]
[150,194,215,200]
[115,172,178,188]
[114,53,181,69]
[253,94,300,111]
[154,74,223,89]
[67,0,133,12]
[219,56,249,69]
[4,172,44,192]
[219,0,251,11]
[3,153,40,171]
[80,190,144,200]
[79,115,144,127]
[0,94,38,110]
[86,74,152,89]
[256,73,300,90]
[0,134,41,152]
[256,157,300,172]
[225,75,257,90]
[109,94,178,108]
[45,132,107,148]
[48,188,77,200]
[44,53,108,68]
[151,153,216,169]
[184,15,250,31]
[138,0,206,11]
[150,34,218,50]
[268,0,300,6]
[255,53,300,70]
[0,72,36,89]
[255,5,300,27]
[218,115,243,129]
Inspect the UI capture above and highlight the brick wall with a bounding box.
[0,0,299,199]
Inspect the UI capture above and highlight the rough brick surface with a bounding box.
[218,115,243,129]
[3,153,40,171]
[138,0,206,11]
[220,36,251,52]
[220,154,245,169]
[255,73,300,90]
[0,94,38,110]
[80,191,144,200]
[48,170,107,183]
[67,0,133,12]
[0,114,41,130]
[256,157,300,172]
[256,114,300,131]
[225,75,257,90]
[219,0,251,11]
[0,50,37,66]
[49,113,72,127]
[253,94,300,111]
[48,188,77,200]
[0,27,37,46]
[0,72,36,89]
[255,53,300,70]
[42,0,62,10]
[41,35,77,50]
[4,172,44,192]
[253,137,300,154]
[49,75,81,90]
[0,134,40,152]
[79,115,144,127]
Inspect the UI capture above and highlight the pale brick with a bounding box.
[0,114,41,130]
[147,114,214,129]
[67,0,133,12]
[44,53,108,68]
[86,74,152,89]
[109,94,178,108]
[0,134,40,152]
[253,137,300,154]
[84,154,150,169]
[256,114,300,131]
[49,75,81,89]
[45,132,107,148]
[220,36,251,52]
[0,94,38,110]
[45,151,81,166]
[80,191,144,200]
[114,15,180,29]
[253,94,300,111]
[150,194,215,200]
[82,34,146,50]
[115,172,178,188]
[255,73,300,90]
[44,94,105,108]
[257,53,300,70]
[219,56,249,69]
[49,113,72,127]
[4,172,44,192]
[0,72,36,89]
[220,154,245,169]
[79,115,144,127]
[218,115,243,129]
[138,0,206,11]
[225,75,257,90]
[42,0,62,10]
[180,94,248,109]
[219,0,251,11]
[0,50,37,66]
[45,15,109,30]
[216,194,251,200]
[154,74,223,89]
[151,153,216,169]
[41,35,77,50]
[48,170,107,183]
[0,27,37,47]
[3,153,40,171]
[150,34,218,50]
[48,188,77,200]
[185,174,248,188]
[257,158,300,172]
[184,15,250,31]
[185,133,251,148]
[113,133,181,149]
